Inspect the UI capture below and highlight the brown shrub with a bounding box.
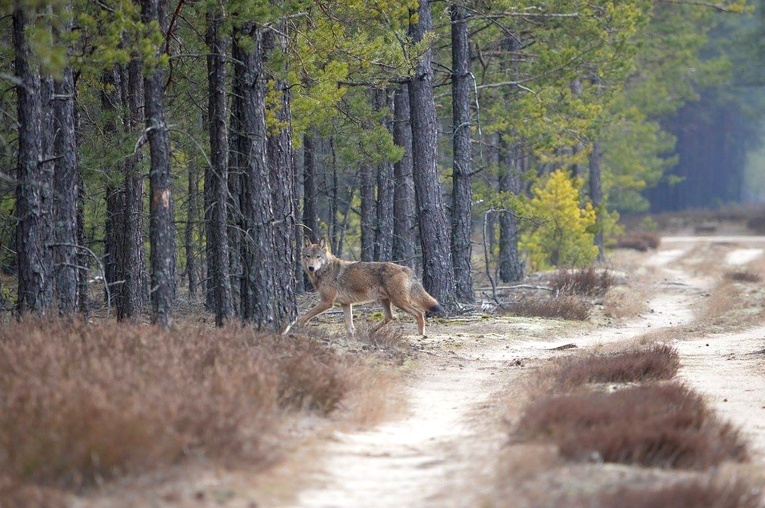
[549,267,614,297]
[513,383,748,470]
[553,344,680,388]
[746,215,765,234]
[616,231,662,251]
[724,270,762,283]
[0,319,355,488]
[505,296,590,321]
[594,478,763,508]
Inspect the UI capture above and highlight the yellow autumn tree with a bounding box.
[520,170,599,271]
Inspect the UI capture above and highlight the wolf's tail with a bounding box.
[412,281,445,316]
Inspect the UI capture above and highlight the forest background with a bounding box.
[1,0,764,329]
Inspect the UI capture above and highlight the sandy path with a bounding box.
[291,237,765,507]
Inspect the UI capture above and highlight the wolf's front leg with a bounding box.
[341,304,355,337]
[298,300,334,328]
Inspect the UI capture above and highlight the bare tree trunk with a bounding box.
[264,25,298,331]
[450,3,474,303]
[408,0,455,309]
[376,89,394,261]
[303,133,320,242]
[393,84,416,269]
[589,140,605,260]
[53,61,79,315]
[185,157,198,296]
[121,60,146,321]
[228,34,245,316]
[498,137,525,282]
[360,163,376,261]
[14,5,54,316]
[206,9,233,325]
[142,0,175,327]
[235,23,275,327]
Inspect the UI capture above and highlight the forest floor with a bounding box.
[73,231,765,507]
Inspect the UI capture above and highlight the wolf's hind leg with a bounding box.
[392,299,426,336]
[371,299,394,332]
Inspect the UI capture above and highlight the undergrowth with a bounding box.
[592,477,763,508]
[552,344,680,388]
[549,267,614,297]
[0,318,361,490]
[503,295,590,321]
[514,382,748,470]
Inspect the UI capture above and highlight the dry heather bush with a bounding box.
[615,231,661,251]
[724,270,763,283]
[549,267,614,297]
[514,383,748,470]
[553,344,680,388]
[0,319,356,489]
[593,477,763,508]
[504,296,590,321]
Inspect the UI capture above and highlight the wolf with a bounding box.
[297,237,443,337]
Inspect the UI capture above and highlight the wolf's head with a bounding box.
[302,236,330,274]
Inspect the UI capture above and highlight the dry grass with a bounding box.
[593,477,763,508]
[549,268,614,297]
[513,382,748,470]
[503,296,591,321]
[697,280,741,324]
[552,344,680,388]
[0,318,362,490]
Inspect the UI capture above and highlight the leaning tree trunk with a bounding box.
[142,0,175,327]
[206,8,233,326]
[393,84,416,270]
[450,3,474,303]
[408,0,456,309]
[14,5,54,316]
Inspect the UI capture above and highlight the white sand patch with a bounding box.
[725,248,763,266]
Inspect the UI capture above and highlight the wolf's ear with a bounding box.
[319,237,327,250]
[303,234,312,247]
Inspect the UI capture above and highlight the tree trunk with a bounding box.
[393,84,416,270]
[142,0,175,327]
[360,163,376,262]
[121,60,146,321]
[376,89,394,261]
[206,9,233,326]
[450,3,474,303]
[498,137,525,282]
[53,62,79,315]
[235,23,275,328]
[14,5,54,316]
[408,0,456,308]
[228,34,245,316]
[589,140,605,260]
[264,25,298,331]
[185,157,198,296]
[303,133,320,242]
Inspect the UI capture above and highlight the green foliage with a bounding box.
[520,170,599,270]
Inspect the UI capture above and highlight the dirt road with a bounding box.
[288,236,765,507]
